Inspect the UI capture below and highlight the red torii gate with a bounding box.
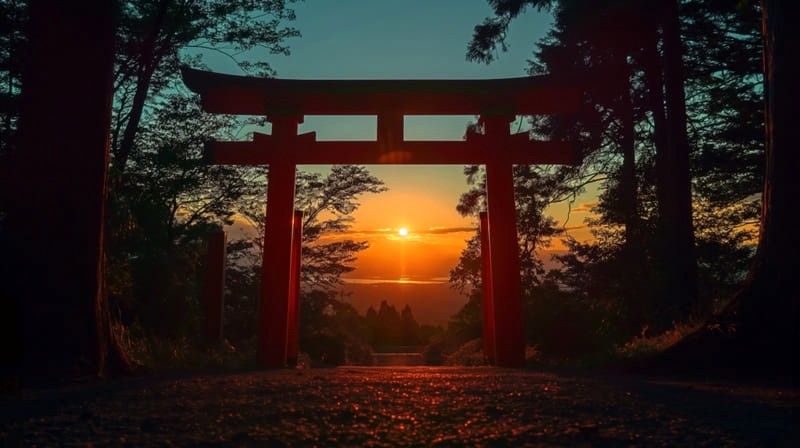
[181,67,581,368]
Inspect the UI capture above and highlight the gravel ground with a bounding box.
[1,367,796,446]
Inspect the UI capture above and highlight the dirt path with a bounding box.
[2,367,796,446]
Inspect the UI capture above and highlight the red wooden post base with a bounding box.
[484,116,525,368]
[479,212,496,365]
[286,210,304,367]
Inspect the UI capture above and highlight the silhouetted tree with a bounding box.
[467,0,762,334]
[365,305,379,345]
[526,1,657,331]
[106,94,261,338]
[658,0,699,319]
[662,0,799,373]
[2,0,125,380]
[223,166,386,351]
[0,0,25,155]
[101,3,300,337]
[468,0,670,330]
[450,164,561,298]
[298,290,372,365]
[400,304,422,346]
[376,300,401,347]
[102,3,300,338]
[110,0,300,173]
[363,301,424,348]
[236,165,387,291]
[681,1,763,307]
[445,293,483,347]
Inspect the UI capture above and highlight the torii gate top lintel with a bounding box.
[181,66,582,166]
[181,66,581,116]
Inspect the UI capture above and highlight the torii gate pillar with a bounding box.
[484,116,525,367]
[479,212,496,365]
[258,115,300,368]
[286,210,304,368]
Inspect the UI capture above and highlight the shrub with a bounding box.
[523,287,624,358]
[444,338,487,366]
[616,321,702,360]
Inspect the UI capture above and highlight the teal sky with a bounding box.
[204,0,553,79]
[270,0,552,80]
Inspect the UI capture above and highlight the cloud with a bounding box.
[571,201,598,213]
[349,228,396,235]
[339,226,476,237]
[342,277,447,285]
[425,226,476,235]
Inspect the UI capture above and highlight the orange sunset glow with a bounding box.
[317,164,596,281]
[339,173,473,282]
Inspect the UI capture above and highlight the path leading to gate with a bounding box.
[3,367,796,446]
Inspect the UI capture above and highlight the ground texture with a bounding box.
[1,367,796,446]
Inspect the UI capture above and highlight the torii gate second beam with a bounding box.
[181,67,582,368]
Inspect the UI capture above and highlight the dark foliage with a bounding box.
[449,0,765,359]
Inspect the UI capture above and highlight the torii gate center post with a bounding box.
[181,67,581,368]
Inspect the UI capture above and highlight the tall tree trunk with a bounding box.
[642,25,674,331]
[7,0,124,381]
[620,92,637,253]
[618,60,643,332]
[660,0,700,319]
[727,0,799,359]
[654,0,798,375]
[113,64,156,172]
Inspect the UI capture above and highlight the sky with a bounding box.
[203,1,596,324]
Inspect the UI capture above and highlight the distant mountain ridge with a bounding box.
[338,250,567,326]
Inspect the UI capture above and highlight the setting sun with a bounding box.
[398,227,408,237]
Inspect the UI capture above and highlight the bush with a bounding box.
[112,319,253,373]
[615,321,702,360]
[423,342,446,366]
[523,285,627,359]
[443,338,487,366]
